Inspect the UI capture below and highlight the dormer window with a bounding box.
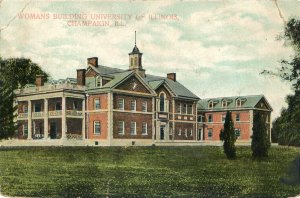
[208,101,214,109]
[96,76,101,87]
[222,100,227,108]
[236,99,242,107]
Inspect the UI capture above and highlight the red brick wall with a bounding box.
[87,113,108,139]
[88,94,108,110]
[113,94,152,112]
[203,111,251,141]
[113,112,152,139]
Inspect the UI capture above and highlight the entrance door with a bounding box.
[50,122,57,139]
[198,128,202,141]
[160,126,165,140]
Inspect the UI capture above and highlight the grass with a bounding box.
[0,146,300,197]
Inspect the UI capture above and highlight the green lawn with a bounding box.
[0,146,300,197]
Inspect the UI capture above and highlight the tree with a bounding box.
[262,17,300,146]
[220,111,236,159]
[251,111,271,157]
[0,57,48,139]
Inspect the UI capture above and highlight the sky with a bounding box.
[1,0,300,120]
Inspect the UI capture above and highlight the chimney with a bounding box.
[87,57,98,67]
[77,69,86,86]
[167,73,176,82]
[35,74,44,86]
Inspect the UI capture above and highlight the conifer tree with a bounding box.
[251,111,271,157]
[220,111,236,159]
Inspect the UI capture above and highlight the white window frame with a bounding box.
[118,121,125,135]
[236,99,242,107]
[142,122,147,135]
[23,105,28,113]
[178,128,182,136]
[190,129,193,136]
[183,104,188,114]
[187,104,193,115]
[94,98,100,110]
[198,115,203,123]
[118,98,124,110]
[159,92,166,112]
[130,122,136,135]
[130,100,136,111]
[142,101,147,112]
[23,123,28,136]
[184,129,188,137]
[208,129,213,139]
[94,121,101,135]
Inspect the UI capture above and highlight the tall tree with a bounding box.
[0,57,48,139]
[262,18,300,145]
[220,111,236,159]
[251,111,271,157]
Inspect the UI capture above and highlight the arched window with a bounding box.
[159,93,165,112]
[96,76,101,87]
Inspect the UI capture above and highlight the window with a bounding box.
[236,113,240,122]
[208,129,213,139]
[183,104,187,114]
[235,129,241,138]
[208,114,213,122]
[118,98,124,110]
[208,101,214,109]
[96,76,101,87]
[94,121,101,135]
[222,100,227,108]
[236,99,241,107]
[130,122,136,135]
[34,103,42,112]
[55,102,61,111]
[190,129,193,136]
[142,101,147,112]
[197,116,203,123]
[130,100,136,111]
[178,128,182,136]
[130,57,133,66]
[73,101,78,110]
[23,105,28,113]
[184,129,188,137]
[118,121,124,135]
[187,104,193,114]
[176,103,181,114]
[142,122,147,135]
[222,114,226,123]
[23,124,28,136]
[94,99,100,110]
[159,93,165,112]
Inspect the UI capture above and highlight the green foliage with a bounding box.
[262,18,300,146]
[251,111,271,157]
[220,111,236,159]
[0,58,48,139]
[0,146,300,198]
[273,91,300,146]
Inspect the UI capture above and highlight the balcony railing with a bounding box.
[18,113,28,118]
[49,110,62,117]
[66,110,83,117]
[66,134,83,140]
[32,112,44,118]
[33,134,44,139]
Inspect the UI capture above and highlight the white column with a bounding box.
[152,97,155,142]
[44,98,48,139]
[172,99,175,141]
[195,102,198,141]
[27,100,32,139]
[82,99,85,140]
[107,92,112,145]
[61,97,66,139]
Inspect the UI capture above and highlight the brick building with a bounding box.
[15,40,201,146]
[197,95,272,142]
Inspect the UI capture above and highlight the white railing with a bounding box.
[49,110,62,117]
[15,84,85,94]
[18,113,28,118]
[33,134,44,139]
[32,112,44,118]
[66,110,83,117]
